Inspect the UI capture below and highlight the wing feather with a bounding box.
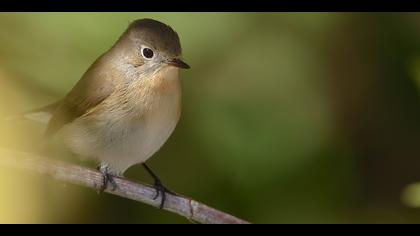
[45,56,115,137]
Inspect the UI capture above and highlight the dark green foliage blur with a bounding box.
[0,13,419,223]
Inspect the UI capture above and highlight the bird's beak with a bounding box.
[167,58,190,69]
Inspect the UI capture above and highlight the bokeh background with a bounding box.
[0,13,419,223]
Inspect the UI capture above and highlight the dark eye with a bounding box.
[141,47,154,59]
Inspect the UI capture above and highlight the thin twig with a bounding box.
[0,147,249,224]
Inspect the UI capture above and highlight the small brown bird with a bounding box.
[21,18,190,208]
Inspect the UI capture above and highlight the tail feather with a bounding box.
[4,101,61,124]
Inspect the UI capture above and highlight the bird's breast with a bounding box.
[58,66,182,175]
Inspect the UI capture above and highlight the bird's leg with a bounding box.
[96,163,117,193]
[142,163,176,209]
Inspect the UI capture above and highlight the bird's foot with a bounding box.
[142,163,176,209]
[96,164,118,193]
[152,179,176,209]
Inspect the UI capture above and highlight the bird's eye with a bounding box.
[141,47,154,59]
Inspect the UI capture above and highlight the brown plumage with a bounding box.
[27,18,190,208]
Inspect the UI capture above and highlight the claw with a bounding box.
[96,163,117,193]
[152,183,160,200]
[152,180,173,209]
[142,163,176,209]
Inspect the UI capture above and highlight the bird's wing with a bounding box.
[44,58,115,137]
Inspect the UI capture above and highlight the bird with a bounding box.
[17,18,190,208]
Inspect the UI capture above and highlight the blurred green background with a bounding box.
[0,13,419,223]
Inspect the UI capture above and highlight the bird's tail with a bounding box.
[4,101,61,124]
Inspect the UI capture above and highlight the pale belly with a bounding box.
[57,68,182,176]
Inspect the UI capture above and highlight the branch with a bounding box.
[0,147,249,224]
